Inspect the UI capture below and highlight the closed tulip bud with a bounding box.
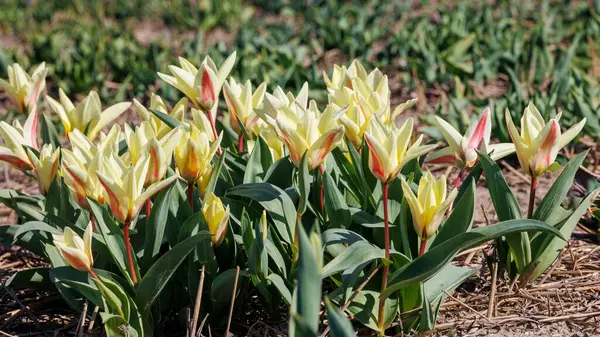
[53,223,93,272]
[96,156,178,224]
[157,53,236,111]
[0,63,47,114]
[45,89,130,140]
[175,124,222,182]
[0,105,38,171]
[428,107,515,168]
[203,192,230,246]
[364,116,437,183]
[506,102,586,178]
[401,172,457,240]
[26,144,60,194]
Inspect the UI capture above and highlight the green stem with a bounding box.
[527,177,538,219]
[377,183,390,334]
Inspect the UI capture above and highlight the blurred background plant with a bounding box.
[2,0,598,140]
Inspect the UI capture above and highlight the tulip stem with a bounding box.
[237,133,244,153]
[89,269,99,280]
[377,182,390,334]
[527,177,538,219]
[145,199,151,224]
[123,224,138,286]
[318,165,325,212]
[419,239,427,257]
[188,182,194,213]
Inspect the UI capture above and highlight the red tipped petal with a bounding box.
[201,68,216,104]
[466,108,489,150]
[364,135,386,181]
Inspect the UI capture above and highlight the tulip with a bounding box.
[249,121,285,161]
[258,82,310,131]
[223,78,267,152]
[0,63,47,114]
[175,124,222,183]
[191,108,216,142]
[506,102,586,217]
[96,156,178,225]
[364,116,437,184]
[123,122,182,186]
[26,144,60,194]
[52,223,96,278]
[276,102,344,171]
[69,126,122,165]
[202,192,230,247]
[133,94,187,140]
[401,172,457,252]
[0,106,38,171]
[45,89,131,140]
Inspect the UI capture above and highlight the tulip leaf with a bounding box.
[228,183,297,243]
[267,273,292,305]
[291,225,321,337]
[430,180,475,249]
[41,113,61,147]
[323,172,352,229]
[88,199,139,287]
[478,151,530,273]
[297,152,310,215]
[243,136,273,184]
[527,188,600,281]
[13,221,60,243]
[533,150,588,222]
[143,184,176,267]
[263,156,295,189]
[59,278,104,309]
[135,231,212,314]
[210,268,249,310]
[322,241,393,278]
[5,268,52,290]
[381,219,563,299]
[149,109,188,131]
[324,297,355,337]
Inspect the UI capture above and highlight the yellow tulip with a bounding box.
[0,63,47,114]
[133,94,187,139]
[45,89,131,140]
[175,124,222,183]
[0,106,38,171]
[248,121,285,161]
[428,107,515,168]
[52,223,93,272]
[123,122,182,186]
[258,82,310,130]
[276,102,345,170]
[191,108,216,142]
[506,102,586,178]
[158,53,236,111]
[223,78,267,134]
[401,172,457,240]
[364,116,437,183]
[96,155,178,224]
[202,192,230,246]
[26,144,60,194]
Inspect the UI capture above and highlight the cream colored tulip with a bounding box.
[26,144,60,194]
[133,94,187,139]
[0,63,47,114]
[0,106,38,171]
[202,192,230,246]
[53,223,93,272]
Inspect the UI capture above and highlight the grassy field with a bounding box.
[1,0,599,141]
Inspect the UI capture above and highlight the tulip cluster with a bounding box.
[0,56,588,337]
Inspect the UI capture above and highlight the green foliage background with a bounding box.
[1,0,600,139]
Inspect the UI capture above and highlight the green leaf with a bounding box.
[528,188,600,281]
[88,199,138,286]
[149,109,187,130]
[324,297,354,337]
[204,152,225,201]
[419,285,434,332]
[267,273,292,305]
[297,152,310,215]
[13,221,60,243]
[430,180,475,249]
[292,226,321,336]
[323,172,352,229]
[5,268,52,289]
[533,150,588,222]
[136,231,212,313]
[41,113,61,147]
[243,136,273,184]
[228,183,297,243]
[59,278,104,309]
[143,185,175,267]
[381,219,563,299]
[210,268,248,310]
[479,151,530,273]
[322,241,392,278]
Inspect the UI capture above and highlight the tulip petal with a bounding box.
[88,102,131,140]
[557,118,586,149]
[463,107,491,151]
[433,116,462,150]
[426,147,457,165]
[487,143,516,161]
[364,131,390,182]
[307,126,344,170]
[133,175,178,216]
[22,104,38,149]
